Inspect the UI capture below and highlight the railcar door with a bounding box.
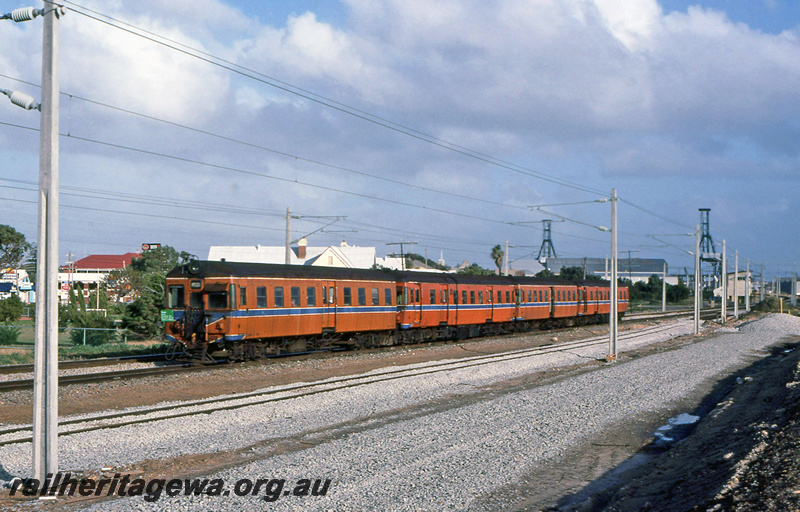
[321,282,336,332]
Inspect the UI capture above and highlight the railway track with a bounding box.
[0,307,730,394]
[0,363,205,392]
[0,354,166,376]
[623,306,724,321]
[0,321,688,447]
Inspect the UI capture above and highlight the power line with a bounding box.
[60,1,607,197]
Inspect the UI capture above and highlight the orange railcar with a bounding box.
[164,261,628,361]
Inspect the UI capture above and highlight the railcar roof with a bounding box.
[167,261,622,289]
[167,261,397,282]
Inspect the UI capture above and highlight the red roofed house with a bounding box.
[58,253,139,305]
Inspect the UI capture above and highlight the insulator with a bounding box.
[11,7,39,22]
[9,91,39,111]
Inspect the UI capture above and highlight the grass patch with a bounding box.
[58,342,170,360]
[0,341,170,366]
[0,352,32,366]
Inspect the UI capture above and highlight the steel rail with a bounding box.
[0,322,687,446]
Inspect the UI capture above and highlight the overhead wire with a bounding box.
[2,4,700,260]
[60,1,607,197]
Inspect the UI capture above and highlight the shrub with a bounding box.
[68,312,119,346]
[0,295,24,323]
[0,324,21,345]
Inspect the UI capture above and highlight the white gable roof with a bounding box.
[207,244,377,269]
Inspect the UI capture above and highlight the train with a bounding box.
[162,260,629,362]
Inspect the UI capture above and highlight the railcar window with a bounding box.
[290,287,301,307]
[506,291,510,303]
[307,287,316,306]
[329,287,335,304]
[322,286,328,304]
[372,288,380,306]
[190,292,203,308]
[497,291,502,303]
[478,291,483,304]
[344,287,352,306]
[430,289,436,304]
[256,287,267,308]
[385,288,392,306]
[167,285,184,308]
[240,287,247,307]
[470,291,475,304]
[274,287,284,308]
[358,288,366,306]
[415,289,420,303]
[208,291,227,309]
[229,284,237,309]
[453,291,458,304]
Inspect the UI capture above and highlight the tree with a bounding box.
[457,263,495,276]
[0,295,24,323]
[405,253,449,271]
[115,246,195,338]
[558,266,585,280]
[491,245,504,272]
[0,225,32,269]
[535,269,555,278]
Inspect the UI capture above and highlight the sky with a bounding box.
[0,0,798,278]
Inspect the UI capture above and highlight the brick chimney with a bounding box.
[297,238,307,259]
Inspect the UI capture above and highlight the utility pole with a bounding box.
[721,240,726,323]
[32,2,62,482]
[608,189,618,361]
[623,250,639,283]
[694,224,700,334]
[285,207,291,264]
[745,258,750,312]
[760,264,764,302]
[733,250,738,318]
[503,240,508,276]
[386,241,417,271]
[662,262,667,313]
[793,261,797,307]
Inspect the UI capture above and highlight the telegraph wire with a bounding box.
[0,71,532,212]
[60,1,606,196]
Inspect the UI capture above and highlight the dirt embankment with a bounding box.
[547,338,800,512]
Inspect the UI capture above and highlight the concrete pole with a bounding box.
[694,225,700,334]
[609,189,618,360]
[662,262,667,313]
[760,264,764,302]
[33,3,61,481]
[285,207,291,265]
[503,240,509,276]
[745,258,750,312]
[733,250,738,318]
[793,261,797,307]
[721,240,726,323]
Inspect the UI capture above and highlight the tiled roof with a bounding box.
[65,253,139,271]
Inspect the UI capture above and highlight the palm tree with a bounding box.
[491,245,504,272]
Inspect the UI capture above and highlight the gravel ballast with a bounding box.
[2,314,799,510]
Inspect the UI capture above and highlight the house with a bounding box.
[59,253,139,304]
[1,268,34,302]
[208,239,381,269]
